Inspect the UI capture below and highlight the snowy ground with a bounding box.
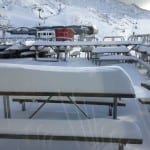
[0,0,150,149]
[0,58,149,150]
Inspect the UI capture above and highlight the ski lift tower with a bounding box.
[132,20,138,35]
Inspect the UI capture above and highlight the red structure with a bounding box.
[55,28,74,41]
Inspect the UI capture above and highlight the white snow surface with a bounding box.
[0,62,134,95]
[0,0,150,149]
[0,58,149,150]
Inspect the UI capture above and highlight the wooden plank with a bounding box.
[0,119,142,144]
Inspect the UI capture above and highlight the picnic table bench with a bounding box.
[141,80,150,90]
[12,96,126,117]
[0,118,142,150]
[91,46,130,64]
[136,45,150,62]
[96,55,138,65]
[92,46,130,55]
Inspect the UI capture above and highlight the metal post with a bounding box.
[35,46,38,60]
[21,102,26,111]
[64,46,67,61]
[109,105,112,116]
[118,143,124,150]
[3,96,11,118]
[113,97,118,119]
[3,96,8,118]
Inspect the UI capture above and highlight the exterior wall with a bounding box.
[55,28,74,41]
[36,30,55,40]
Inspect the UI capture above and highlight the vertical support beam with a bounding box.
[56,46,60,61]
[118,143,124,150]
[3,96,8,118]
[109,105,112,116]
[3,96,11,118]
[64,46,67,61]
[87,51,89,60]
[113,97,118,119]
[21,102,26,111]
[35,45,38,60]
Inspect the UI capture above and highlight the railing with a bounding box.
[103,36,125,41]
[128,34,150,44]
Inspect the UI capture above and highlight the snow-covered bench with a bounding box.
[141,80,150,90]
[0,118,142,150]
[91,46,130,64]
[12,96,126,116]
[0,63,135,119]
[96,55,138,65]
[92,46,130,55]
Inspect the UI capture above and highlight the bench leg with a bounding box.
[113,97,118,119]
[3,96,11,118]
[21,102,26,111]
[118,143,124,150]
[109,105,112,116]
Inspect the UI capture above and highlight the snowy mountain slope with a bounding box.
[57,0,150,18]
[0,0,150,38]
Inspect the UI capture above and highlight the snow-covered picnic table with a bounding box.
[0,63,135,119]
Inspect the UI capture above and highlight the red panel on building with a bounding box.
[55,28,74,41]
